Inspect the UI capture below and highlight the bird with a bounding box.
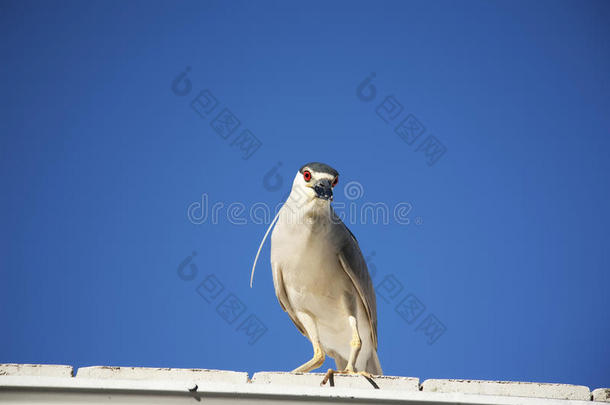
[250,162,382,385]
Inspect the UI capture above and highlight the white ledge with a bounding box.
[0,364,607,405]
[593,389,610,403]
[422,379,591,401]
[251,371,419,390]
[76,365,248,385]
[0,364,73,378]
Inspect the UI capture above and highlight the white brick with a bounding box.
[593,388,610,402]
[251,371,419,391]
[76,366,248,385]
[422,379,590,401]
[0,364,73,378]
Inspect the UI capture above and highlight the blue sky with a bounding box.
[1,0,609,389]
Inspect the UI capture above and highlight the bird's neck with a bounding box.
[284,193,333,224]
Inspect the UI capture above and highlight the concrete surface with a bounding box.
[593,389,610,402]
[0,363,606,404]
[0,364,73,378]
[76,365,248,385]
[252,371,419,391]
[422,379,591,401]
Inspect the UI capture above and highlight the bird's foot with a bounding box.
[320,369,378,389]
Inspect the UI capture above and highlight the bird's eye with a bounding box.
[303,170,312,182]
[332,176,338,187]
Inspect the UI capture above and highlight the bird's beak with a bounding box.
[313,179,333,201]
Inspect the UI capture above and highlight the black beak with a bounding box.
[313,179,333,200]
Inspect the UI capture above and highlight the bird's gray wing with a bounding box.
[271,262,306,336]
[335,221,378,349]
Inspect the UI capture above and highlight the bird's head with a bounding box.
[290,162,339,203]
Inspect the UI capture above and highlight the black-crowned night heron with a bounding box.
[251,162,382,386]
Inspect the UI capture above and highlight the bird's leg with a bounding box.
[345,315,361,372]
[321,369,378,389]
[292,342,325,373]
[320,316,378,388]
[292,312,325,373]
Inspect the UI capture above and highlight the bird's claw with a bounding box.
[320,369,379,389]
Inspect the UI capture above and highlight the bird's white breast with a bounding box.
[270,202,373,361]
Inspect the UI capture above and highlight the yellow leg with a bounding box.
[345,316,361,372]
[292,311,325,373]
[321,369,377,388]
[320,316,377,388]
[292,342,325,373]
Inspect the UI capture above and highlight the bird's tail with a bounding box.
[366,350,383,375]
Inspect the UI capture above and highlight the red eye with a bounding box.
[332,176,338,187]
[303,170,312,182]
